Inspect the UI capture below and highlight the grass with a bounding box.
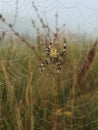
[0,37,98,130]
[0,5,98,129]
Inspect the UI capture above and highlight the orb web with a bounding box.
[0,0,98,130]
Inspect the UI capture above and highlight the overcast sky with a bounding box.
[0,0,98,37]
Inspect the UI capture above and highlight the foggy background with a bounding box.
[0,0,98,38]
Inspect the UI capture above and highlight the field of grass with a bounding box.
[0,4,98,129]
[0,36,98,130]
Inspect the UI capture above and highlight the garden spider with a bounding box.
[39,38,67,75]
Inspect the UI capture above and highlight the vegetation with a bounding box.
[0,36,98,130]
[0,3,98,129]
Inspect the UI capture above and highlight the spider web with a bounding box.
[0,0,98,130]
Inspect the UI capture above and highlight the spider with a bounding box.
[39,38,67,75]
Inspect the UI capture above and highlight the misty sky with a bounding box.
[0,0,98,37]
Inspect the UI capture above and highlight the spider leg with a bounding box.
[56,59,62,75]
[45,38,55,56]
[39,58,49,73]
[60,38,67,57]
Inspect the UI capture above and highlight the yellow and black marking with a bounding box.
[39,38,67,75]
[50,46,58,58]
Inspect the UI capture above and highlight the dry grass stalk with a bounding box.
[32,2,47,29]
[71,59,77,109]
[52,74,61,130]
[25,58,33,106]
[78,39,98,82]
[1,63,15,104]
[25,74,33,106]
[0,14,34,49]
[32,19,41,44]
[1,63,23,130]
[23,57,34,130]
[32,1,52,44]
[71,59,78,128]
[15,107,23,130]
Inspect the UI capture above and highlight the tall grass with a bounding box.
[0,37,98,130]
[0,5,98,129]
